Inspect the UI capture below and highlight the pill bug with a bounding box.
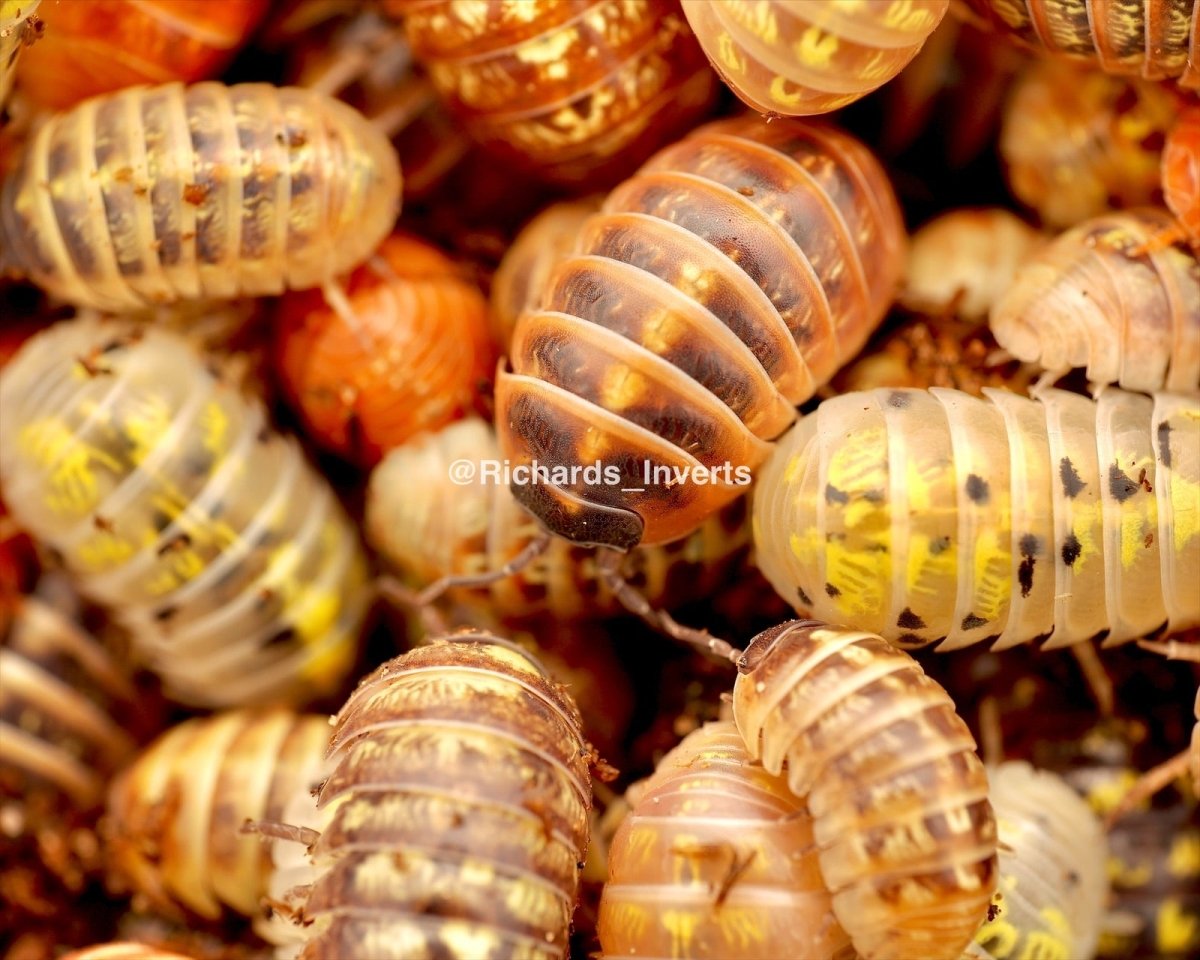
[15,0,268,110]
[104,708,327,923]
[62,946,195,960]
[263,632,593,960]
[969,762,1108,960]
[999,60,1182,229]
[490,197,601,351]
[274,232,495,467]
[0,0,39,111]
[1164,105,1200,248]
[366,418,751,624]
[964,0,1199,88]
[389,0,717,187]
[0,81,402,313]
[598,719,854,959]
[753,386,1200,651]
[680,0,949,117]
[0,316,370,708]
[732,620,998,960]
[989,209,1200,392]
[496,114,906,551]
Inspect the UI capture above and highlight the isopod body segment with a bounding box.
[497,114,906,551]
[732,620,998,960]
[0,81,401,312]
[264,633,593,960]
[681,0,949,117]
[0,317,370,707]
[752,387,1200,650]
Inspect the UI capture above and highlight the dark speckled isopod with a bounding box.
[0,81,401,312]
[753,386,1200,650]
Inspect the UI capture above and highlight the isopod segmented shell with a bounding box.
[264,632,593,960]
[0,316,370,707]
[989,209,1200,393]
[680,0,949,117]
[970,762,1108,960]
[0,0,39,111]
[732,620,998,960]
[105,708,328,923]
[752,387,1200,650]
[366,418,751,624]
[965,0,1199,87]
[0,81,401,312]
[598,720,854,959]
[497,114,906,550]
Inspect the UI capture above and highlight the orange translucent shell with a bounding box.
[392,0,717,186]
[275,234,496,468]
[498,115,905,549]
[682,0,949,116]
[1164,106,1200,246]
[16,0,269,109]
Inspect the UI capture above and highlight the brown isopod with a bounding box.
[989,209,1200,393]
[681,0,949,117]
[262,632,593,960]
[598,720,854,959]
[366,418,751,625]
[104,708,328,923]
[496,114,906,552]
[0,81,401,313]
[732,620,999,960]
[965,0,1199,88]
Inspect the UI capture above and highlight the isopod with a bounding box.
[598,720,853,959]
[62,946,194,960]
[0,81,402,313]
[274,232,495,467]
[15,0,268,109]
[1164,105,1200,248]
[732,620,998,960]
[0,0,40,111]
[263,632,593,960]
[680,0,949,117]
[965,0,1199,87]
[999,59,1182,229]
[497,114,906,551]
[105,708,328,922]
[0,316,370,707]
[988,209,1200,393]
[389,0,717,186]
[969,762,1108,960]
[366,418,751,624]
[752,386,1200,650]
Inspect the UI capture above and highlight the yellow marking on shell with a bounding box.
[641,309,685,357]
[732,0,780,44]
[76,530,137,571]
[1085,769,1141,815]
[200,401,229,457]
[716,906,768,949]
[662,908,701,956]
[1158,898,1200,953]
[1172,471,1200,554]
[1067,500,1104,572]
[977,917,1020,957]
[516,25,577,66]
[884,0,938,29]
[823,537,889,618]
[598,363,646,412]
[716,30,748,77]
[123,393,173,464]
[794,27,838,67]
[1168,831,1200,878]
[1107,854,1152,888]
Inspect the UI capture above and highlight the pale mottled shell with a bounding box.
[732,621,998,960]
[902,208,1044,321]
[0,81,400,312]
[365,418,750,623]
[0,0,39,110]
[0,317,369,707]
[598,720,853,959]
[989,210,1200,393]
[105,709,327,922]
[61,945,195,960]
[971,762,1108,960]
[681,0,949,116]
[264,633,592,960]
[753,387,1200,650]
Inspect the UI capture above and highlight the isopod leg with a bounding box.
[1104,747,1191,830]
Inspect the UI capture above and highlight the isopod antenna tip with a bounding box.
[595,547,742,665]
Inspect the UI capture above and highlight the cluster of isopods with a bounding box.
[1,2,1197,959]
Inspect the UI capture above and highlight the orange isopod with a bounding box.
[965,0,1199,87]
[387,0,717,186]
[275,233,495,467]
[732,620,999,960]
[681,0,949,116]
[1164,105,1200,247]
[496,114,906,550]
[0,82,401,313]
[15,0,268,110]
